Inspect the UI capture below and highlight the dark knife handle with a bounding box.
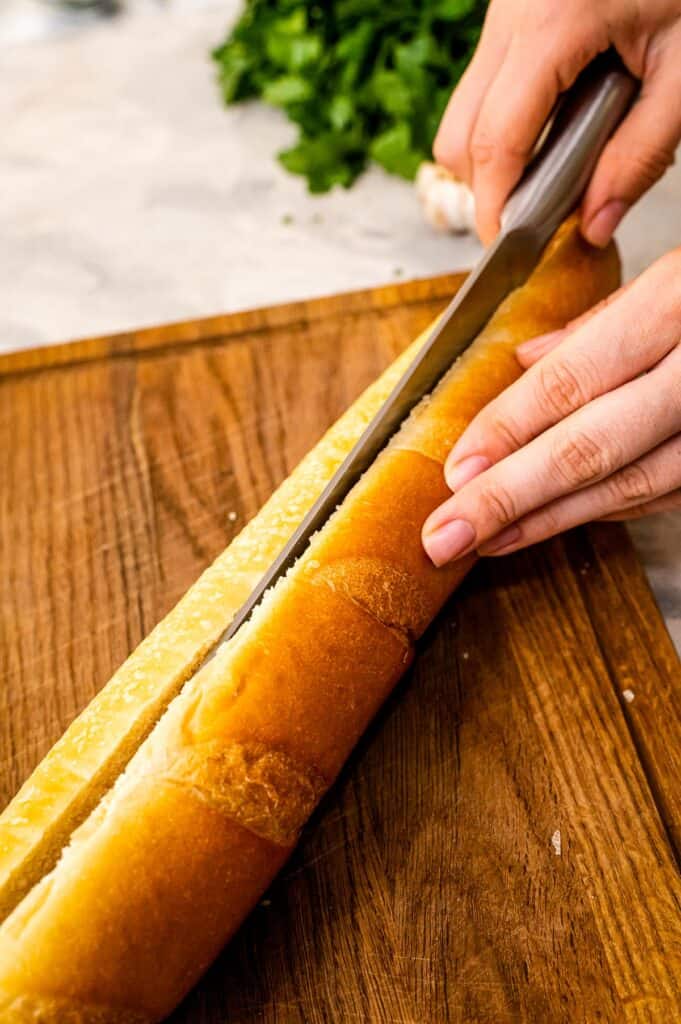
[501,50,638,247]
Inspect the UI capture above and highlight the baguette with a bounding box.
[0,218,620,1022]
[0,286,460,925]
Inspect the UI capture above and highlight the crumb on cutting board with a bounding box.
[551,829,562,856]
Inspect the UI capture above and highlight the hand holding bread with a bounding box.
[423,247,681,567]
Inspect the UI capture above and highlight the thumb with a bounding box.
[582,43,681,247]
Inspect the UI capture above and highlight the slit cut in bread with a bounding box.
[0,217,620,1023]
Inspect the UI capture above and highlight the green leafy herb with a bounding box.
[213,0,487,192]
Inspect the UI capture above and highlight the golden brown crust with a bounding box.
[0,284,463,926]
[300,448,468,639]
[164,740,327,846]
[0,994,150,1024]
[0,218,621,1022]
[0,781,290,1020]
[173,577,412,782]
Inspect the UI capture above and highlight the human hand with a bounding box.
[433,0,681,246]
[422,249,681,566]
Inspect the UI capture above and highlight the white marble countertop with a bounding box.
[2,1,680,651]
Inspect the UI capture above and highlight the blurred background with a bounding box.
[2,0,679,352]
[2,0,483,351]
[2,0,680,645]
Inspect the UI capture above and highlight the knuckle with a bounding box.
[470,130,528,169]
[478,481,519,528]
[609,462,656,506]
[524,501,564,544]
[551,37,598,92]
[469,133,497,167]
[537,503,563,537]
[537,358,594,420]
[551,429,614,488]
[488,410,527,452]
[623,146,674,192]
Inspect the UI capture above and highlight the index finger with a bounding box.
[423,349,681,561]
[443,253,681,491]
[469,22,603,242]
[433,0,514,183]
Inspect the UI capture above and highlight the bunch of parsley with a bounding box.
[213,0,487,193]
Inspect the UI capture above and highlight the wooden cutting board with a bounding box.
[1,277,681,1023]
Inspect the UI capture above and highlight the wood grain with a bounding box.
[1,277,680,1022]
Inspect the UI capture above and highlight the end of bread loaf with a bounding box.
[0,777,292,1020]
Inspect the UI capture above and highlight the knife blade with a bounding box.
[215,51,637,647]
[222,229,537,642]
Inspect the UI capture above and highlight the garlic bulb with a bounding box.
[415,161,477,236]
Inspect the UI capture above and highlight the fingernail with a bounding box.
[516,330,563,361]
[423,518,476,567]
[478,524,521,555]
[445,453,491,492]
[583,200,628,248]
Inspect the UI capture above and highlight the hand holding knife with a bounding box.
[221,52,636,644]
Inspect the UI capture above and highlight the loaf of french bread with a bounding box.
[0,283,467,927]
[0,218,620,1023]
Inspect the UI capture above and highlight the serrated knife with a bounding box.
[220,50,637,645]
